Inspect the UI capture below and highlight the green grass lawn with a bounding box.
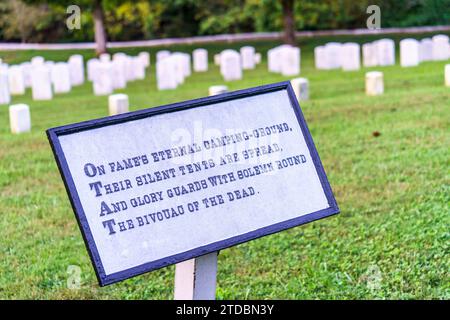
[0,32,449,299]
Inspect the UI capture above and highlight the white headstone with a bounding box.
[0,64,11,105]
[133,57,146,80]
[325,42,342,69]
[291,78,309,101]
[254,52,261,64]
[124,56,136,82]
[445,64,450,87]
[240,46,255,70]
[20,62,32,88]
[376,39,395,66]
[268,45,291,73]
[92,62,113,96]
[157,50,171,61]
[113,52,127,60]
[51,62,72,94]
[181,53,191,77]
[112,54,128,79]
[400,39,420,67]
[267,48,278,72]
[419,38,433,62]
[341,43,360,71]
[193,48,208,72]
[281,46,300,76]
[9,104,31,134]
[110,59,127,89]
[108,93,129,116]
[138,52,150,68]
[365,71,384,96]
[45,61,55,71]
[31,65,53,100]
[220,50,242,81]
[170,53,187,85]
[8,65,26,95]
[208,85,228,96]
[314,46,327,69]
[362,43,378,67]
[68,54,85,86]
[214,54,221,66]
[156,58,178,90]
[432,34,450,61]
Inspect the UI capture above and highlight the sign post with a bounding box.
[47,81,339,291]
[174,252,218,300]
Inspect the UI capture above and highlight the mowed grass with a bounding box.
[0,32,449,299]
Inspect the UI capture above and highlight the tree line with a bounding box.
[0,0,449,54]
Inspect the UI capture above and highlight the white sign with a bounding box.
[48,82,339,285]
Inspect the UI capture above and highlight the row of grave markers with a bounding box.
[8,62,450,135]
[0,52,150,104]
[156,46,266,89]
[157,44,300,88]
[0,55,84,104]
[3,35,447,103]
[155,51,191,90]
[87,52,150,95]
[399,35,449,67]
[0,47,218,103]
[5,77,306,135]
[1,36,449,129]
[87,46,264,91]
[314,34,450,71]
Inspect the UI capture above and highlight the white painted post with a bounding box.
[174,252,218,300]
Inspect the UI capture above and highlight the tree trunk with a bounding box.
[93,0,107,55]
[281,0,296,45]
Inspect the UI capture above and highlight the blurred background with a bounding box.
[1,0,449,44]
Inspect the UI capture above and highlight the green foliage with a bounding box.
[379,0,450,27]
[1,0,450,42]
[0,0,52,42]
